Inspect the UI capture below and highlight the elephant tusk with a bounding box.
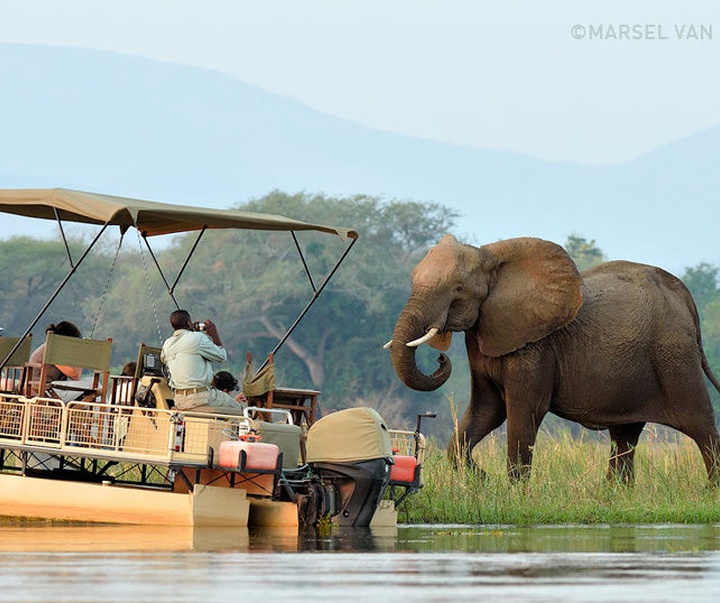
[382,339,393,350]
[406,327,439,348]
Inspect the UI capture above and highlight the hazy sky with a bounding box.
[2,0,720,163]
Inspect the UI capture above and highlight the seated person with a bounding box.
[212,370,248,405]
[161,310,245,415]
[28,321,83,391]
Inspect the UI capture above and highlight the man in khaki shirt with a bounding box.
[161,309,245,415]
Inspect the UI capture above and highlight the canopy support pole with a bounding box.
[1,223,110,371]
[257,235,357,373]
[141,227,207,309]
[54,207,75,268]
[292,232,317,293]
[171,227,207,295]
[141,233,178,308]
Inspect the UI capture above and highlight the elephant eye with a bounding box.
[455,284,464,294]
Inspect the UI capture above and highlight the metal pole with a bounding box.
[170,227,207,294]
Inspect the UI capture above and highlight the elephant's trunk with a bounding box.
[390,307,452,391]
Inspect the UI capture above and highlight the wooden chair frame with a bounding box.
[34,333,113,402]
[243,352,319,426]
[0,335,32,394]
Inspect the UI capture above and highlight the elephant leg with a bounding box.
[655,383,720,484]
[675,422,720,486]
[505,412,543,482]
[504,366,552,482]
[607,422,645,484]
[448,378,506,469]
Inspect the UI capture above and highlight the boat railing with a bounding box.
[0,393,252,466]
[389,429,426,464]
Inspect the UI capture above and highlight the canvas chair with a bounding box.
[0,335,32,394]
[134,343,165,380]
[30,333,113,402]
[132,342,174,410]
[108,341,171,407]
[243,352,276,408]
[109,343,164,406]
[243,352,319,426]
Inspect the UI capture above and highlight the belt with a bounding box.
[174,387,209,395]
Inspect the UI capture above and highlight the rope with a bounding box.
[90,231,125,338]
[137,229,164,343]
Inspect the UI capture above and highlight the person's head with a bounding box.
[170,309,193,330]
[212,370,238,393]
[46,321,81,338]
[122,361,137,377]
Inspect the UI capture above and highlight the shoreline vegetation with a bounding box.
[402,428,720,525]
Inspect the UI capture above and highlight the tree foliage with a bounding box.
[682,263,719,312]
[682,263,720,390]
[564,234,606,271]
[0,235,122,339]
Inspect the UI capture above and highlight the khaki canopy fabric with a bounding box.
[0,188,358,239]
[306,407,392,463]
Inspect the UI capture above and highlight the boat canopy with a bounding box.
[0,188,357,239]
[0,188,358,371]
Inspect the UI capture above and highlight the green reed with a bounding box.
[400,426,720,525]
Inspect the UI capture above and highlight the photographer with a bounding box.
[160,309,245,415]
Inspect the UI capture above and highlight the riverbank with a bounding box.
[402,428,720,524]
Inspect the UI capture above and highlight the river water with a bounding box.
[1,523,720,602]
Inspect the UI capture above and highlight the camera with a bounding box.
[194,322,206,331]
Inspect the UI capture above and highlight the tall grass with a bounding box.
[401,426,720,525]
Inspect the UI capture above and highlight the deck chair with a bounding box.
[0,335,32,394]
[109,375,134,406]
[108,342,163,406]
[132,342,174,410]
[134,343,165,381]
[32,333,113,402]
[243,352,276,408]
[243,352,319,426]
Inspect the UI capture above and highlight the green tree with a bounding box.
[682,262,719,312]
[564,234,606,271]
[0,235,116,340]
[682,263,720,413]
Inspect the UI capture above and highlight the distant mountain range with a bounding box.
[1,43,718,275]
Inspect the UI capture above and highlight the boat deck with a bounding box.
[0,393,250,471]
[0,393,420,471]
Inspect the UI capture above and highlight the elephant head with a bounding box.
[389,235,583,391]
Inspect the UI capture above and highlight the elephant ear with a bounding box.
[478,238,583,357]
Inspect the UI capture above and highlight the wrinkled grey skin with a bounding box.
[389,235,720,483]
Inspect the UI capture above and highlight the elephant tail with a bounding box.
[702,352,720,395]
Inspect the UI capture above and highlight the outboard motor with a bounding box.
[305,407,393,527]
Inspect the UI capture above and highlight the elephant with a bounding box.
[387,234,720,483]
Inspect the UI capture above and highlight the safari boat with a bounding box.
[0,189,430,528]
